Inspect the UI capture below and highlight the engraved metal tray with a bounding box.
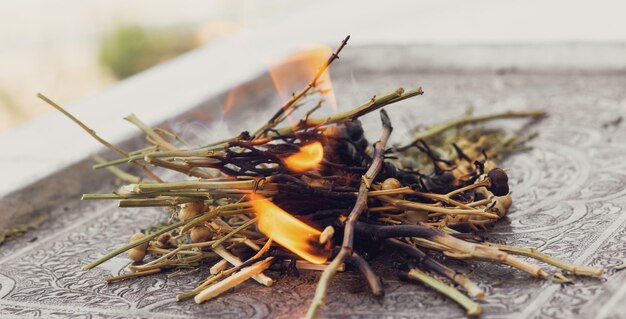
[1,45,626,319]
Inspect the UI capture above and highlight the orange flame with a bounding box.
[222,85,240,115]
[250,194,330,264]
[283,141,324,172]
[268,47,337,112]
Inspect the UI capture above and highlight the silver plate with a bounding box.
[1,45,625,319]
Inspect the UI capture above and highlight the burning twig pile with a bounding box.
[40,36,603,317]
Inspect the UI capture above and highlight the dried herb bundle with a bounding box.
[40,36,602,317]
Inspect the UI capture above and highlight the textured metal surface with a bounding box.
[1,46,626,318]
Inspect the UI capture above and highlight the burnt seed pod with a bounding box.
[487,168,509,196]
[325,120,371,167]
[423,171,457,194]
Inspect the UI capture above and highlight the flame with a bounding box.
[250,194,330,264]
[268,47,337,112]
[222,85,245,115]
[222,87,238,115]
[283,141,324,172]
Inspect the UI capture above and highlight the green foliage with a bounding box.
[99,24,197,79]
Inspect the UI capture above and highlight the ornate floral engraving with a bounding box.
[1,50,625,318]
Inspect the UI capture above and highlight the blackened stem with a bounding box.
[387,239,484,299]
[353,222,548,278]
[346,252,384,297]
[355,222,441,241]
[306,109,392,319]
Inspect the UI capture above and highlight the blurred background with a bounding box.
[0,0,297,132]
[2,0,626,133]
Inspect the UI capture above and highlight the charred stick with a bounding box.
[268,174,312,188]
[452,142,471,162]
[277,184,356,200]
[228,141,284,162]
[355,222,440,241]
[387,239,484,299]
[309,209,350,221]
[307,109,393,319]
[320,158,351,169]
[196,86,421,154]
[228,161,278,176]
[413,139,455,173]
[353,222,547,278]
[346,252,384,297]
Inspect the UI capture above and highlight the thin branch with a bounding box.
[307,109,392,319]
[388,239,484,299]
[252,35,350,138]
[106,268,162,283]
[346,252,384,297]
[377,195,499,219]
[211,218,258,249]
[91,154,143,184]
[396,110,546,151]
[485,242,603,276]
[403,267,482,316]
[278,87,423,136]
[125,114,178,151]
[354,222,547,278]
[212,245,274,286]
[37,93,163,182]
[83,217,197,270]
[194,257,274,304]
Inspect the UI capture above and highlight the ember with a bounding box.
[40,35,603,318]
